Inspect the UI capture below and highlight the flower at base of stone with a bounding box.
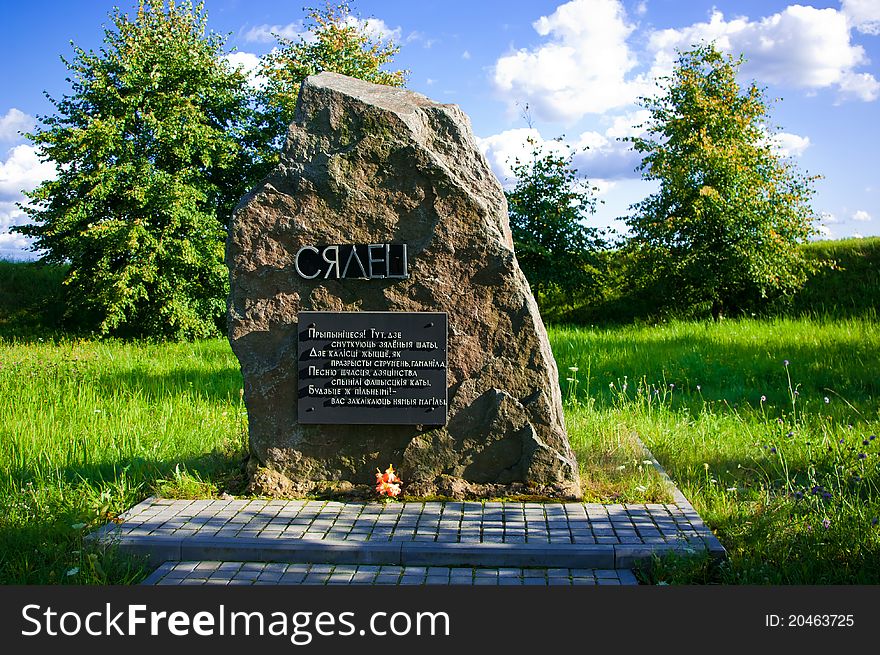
[376,465,402,498]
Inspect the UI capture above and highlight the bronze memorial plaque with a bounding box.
[297,311,448,425]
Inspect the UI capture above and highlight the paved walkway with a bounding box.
[143,561,639,586]
[95,496,724,572]
[95,442,724,585]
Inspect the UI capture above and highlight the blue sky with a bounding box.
[1,0,879,259]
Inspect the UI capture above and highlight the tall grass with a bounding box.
[0,338,247,583]
[549,317,880,583]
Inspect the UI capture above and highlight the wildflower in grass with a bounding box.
[822,518,831,530]
[783,360,789,367]
[65,567,79,577]
[824,397,830,404]
[863,440,870,446]
[858,453,867,460]
[769,447,777,454]
[870,435,877,441]
[696,385,701,391]
[568,366,578,372]
[760,395,767,402]
[566,377,575,382]
[872,518,879,527]
[822,492,832,500]
[786,431,794,438]
[669,383,675,389]
[793,491,803,500]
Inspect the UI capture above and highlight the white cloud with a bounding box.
[771,132,811,157]
[852,209,872,221]
[837,71,880,102]
[842,0,880,35]
[647,6,880,102]
[815,224,832,239]
[820,211,840,224]
[244,15,401,45]
[477,128,561,183]
[243,21,309,43]
[0,144,56,199]
[853,232,864,238]
[635,1,648,17]
[477,122,641,186]
[222,51,262,84]
[0,108,34,143]
[0,145,55,260]
[347,16,402,43]
[492,0,650,122]
[461,50,471,60]
[0,201,35,259]
[604,109,651,138]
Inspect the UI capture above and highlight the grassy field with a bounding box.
[0,339,247,584]
[549,318,880,583]
[1,316,878,584]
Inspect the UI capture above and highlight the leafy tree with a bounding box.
[505,137,605,312]
[624,44,820,320]
[15,0,257,339]
[255,1,408,158]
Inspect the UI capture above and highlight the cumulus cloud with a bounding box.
[476,122,641,186]
[493,0,650,122]
[477,128,562,183]
[815,224,832,239]
[243,21,309,43]
[852,209,872,221]
[647,6,880,102]
[0,144,56,199]
[0,108,34,143]
[842,0,880,35]
[350,16,402,42]
[222,51,262,83]
[461,50,471,60]
[244,15,401,44]
[0,145,55,260]
[770,132,811,157]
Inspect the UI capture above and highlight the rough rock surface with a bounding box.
[227,72,581,499]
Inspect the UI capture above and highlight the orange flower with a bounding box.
[375,465,402,498]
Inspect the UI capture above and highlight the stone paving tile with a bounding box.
[111,496,719,555]
[145,562,641,586]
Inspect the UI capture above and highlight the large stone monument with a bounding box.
[226,72,581,499]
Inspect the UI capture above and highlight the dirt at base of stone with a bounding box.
[247,463,580,502]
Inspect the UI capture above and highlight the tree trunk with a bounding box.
[711,299,724,322]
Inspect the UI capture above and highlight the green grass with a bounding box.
[549,317,880,584]
[2,313,879,584]
[0,338,247,584]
